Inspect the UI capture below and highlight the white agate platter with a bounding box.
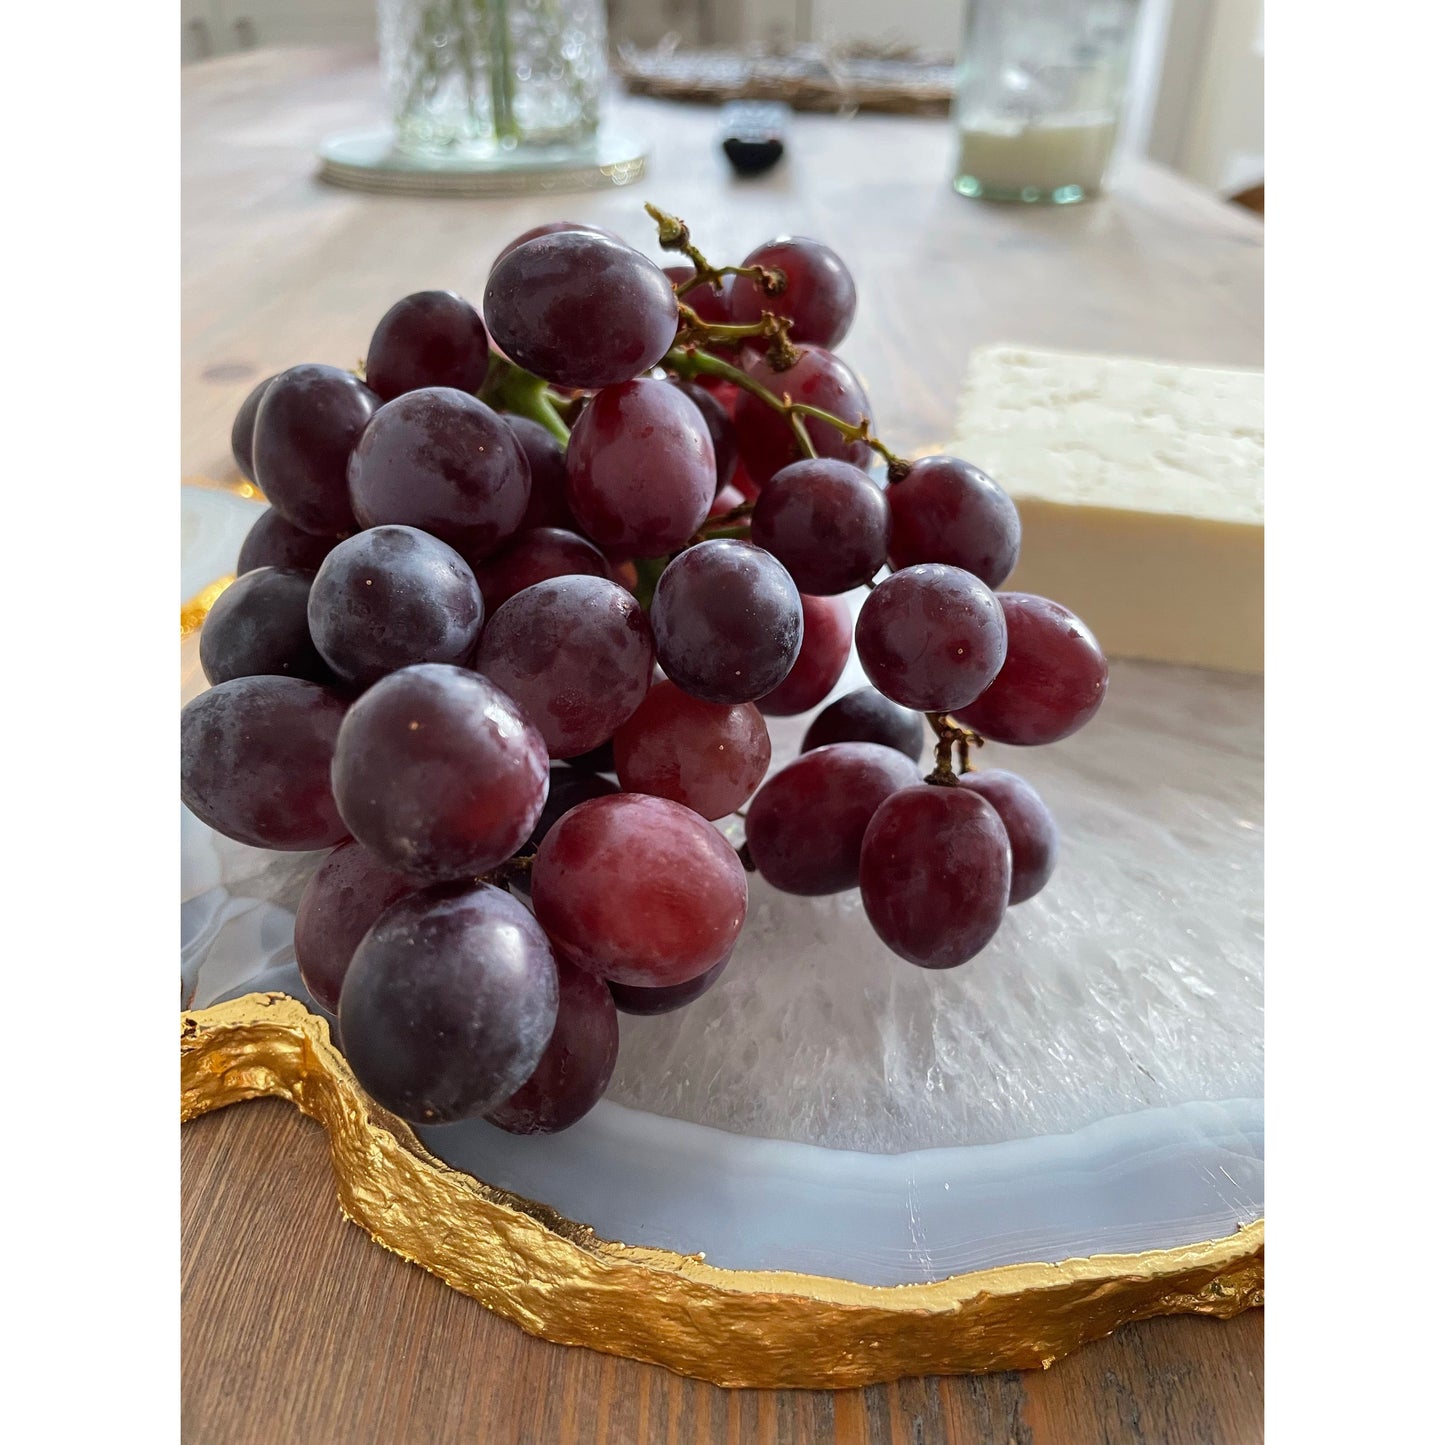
[182,487,1262,1286]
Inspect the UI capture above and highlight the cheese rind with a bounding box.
[950,346,1263,674]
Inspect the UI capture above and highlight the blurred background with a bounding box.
[179,1,1263,203]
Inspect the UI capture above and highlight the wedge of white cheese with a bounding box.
[950,345,1263,673]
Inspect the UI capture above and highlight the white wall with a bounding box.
[1176,0,1264,192]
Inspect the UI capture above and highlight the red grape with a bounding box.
[505,415,576,531]
[750,459,890,594]
[532,793,747,987]
[957,770,1059,904]
[486,960,619,1135]
[755,593,852,717]
[200,567,330,687]
[237,507,344,575]
[294,840,416,1013]
[887,456,1021,588]
[613,681,770,820]
[744,742,918,895]
[347,387,530,558]
[959,594,1108,745]
[855,564,1008,711]
[230,375,275,483]
[253,364,377,535]
[859,785,1011,969]
[664,265,732,325]
[364,290,491,402]
[470,526,608,614]
[181,676,349,850]
[730,457,764,502]
[802,686,924,761]
[476,576,654,759]
[484,232,679,389]
[608,953,730,1016]
[727,237,857,349]
[672,379,738,488]
[521,764,620,850]
[331,663,548,881]
[733,345,872,481]
[492,220,624,271]
[339,883,559,1124]
[651,540,802,704]
[564,378,714,556]
[307,525,484,689]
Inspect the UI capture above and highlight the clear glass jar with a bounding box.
[952,0,1141,204]
[378,0,608,159]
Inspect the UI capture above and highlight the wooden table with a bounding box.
[181,47,1264,1445]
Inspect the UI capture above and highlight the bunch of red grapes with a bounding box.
[181,210,1108,1136]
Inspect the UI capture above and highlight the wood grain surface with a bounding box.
[181,48,1264,1443]
[183,1101,1262,1445]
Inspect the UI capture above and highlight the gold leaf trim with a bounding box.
[182,993,1263,1388]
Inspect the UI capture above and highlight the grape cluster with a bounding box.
[181,209,1108,1134]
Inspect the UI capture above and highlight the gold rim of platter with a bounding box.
[182,995,1263,1388]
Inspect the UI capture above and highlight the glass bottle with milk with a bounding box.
[952,0,1141,204]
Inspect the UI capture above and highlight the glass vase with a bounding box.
[378,0,608,160]
[952,0,1141,204]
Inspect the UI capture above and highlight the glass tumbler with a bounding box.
[952,0,1141,204]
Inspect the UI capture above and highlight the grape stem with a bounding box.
[479,353,570,445]
[480,854,535,887]
[675,302,802,369]
[645,202,787,300]
[923,713,981,785]
[664,344,906,474]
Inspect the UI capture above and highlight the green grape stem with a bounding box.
[479,352,570,445]
[645,202,787,300]
[664,344,906,474]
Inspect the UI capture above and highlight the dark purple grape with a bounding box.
[470,527,608,614]
[565,739,615,774]
[959,594,1109,746]
[802,687,924,761]
[755,593,852,717]
[347,387,530,557]
[230,375,275,482]
[887,457,1021,588]
[532,793,747,987]
[613,681,770,820]
[200,567,330,686]
[486,960,619,1134]
[733,345,872,483]
[331,663,548,882]
[750,459,890,595]
[475,576,654,759]
[339,883,559,1124]
[492,220,624,271]
[505,415,576,531]
[564,379,714,556]
[237,507,344,575]
[744,742,918,895]
[664,265,732,326]
[651,540,802,704]
[672,379,738,489]
[307,526,484,689]
[364,290,491,402]
[252,364,377,535]
[859,785,1012,969]
[484,232,679,389]
[181,676,349,850]
[726,237,857,349]
[855,564,1008,712]
[294,841,416,1013]
[608,953,730,1016]
[957,769,1058,904]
